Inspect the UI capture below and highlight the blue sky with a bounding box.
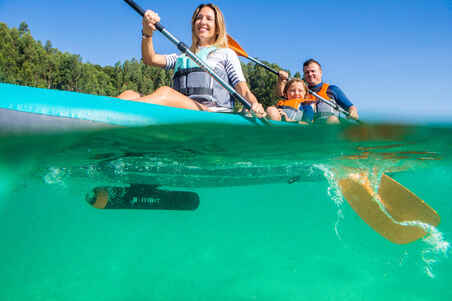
[0,0,451,122]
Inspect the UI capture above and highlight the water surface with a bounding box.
[1,122,451,300]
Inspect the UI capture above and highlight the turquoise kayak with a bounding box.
[0,82,337,188]
[0,83,277,134]
[0,82,445,245]
[4,82,441,189]
[2,82,437,188]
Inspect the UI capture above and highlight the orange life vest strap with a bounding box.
[276,98,317,110]
[305,83,330,101]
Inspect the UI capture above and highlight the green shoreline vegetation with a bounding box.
[0,22,299,108]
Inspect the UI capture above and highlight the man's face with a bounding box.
[303,63,322,86]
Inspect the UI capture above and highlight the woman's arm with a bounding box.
[222,49,265,116]
[234,82,258,106]
[234,81,265,117]
[141,10,167,67]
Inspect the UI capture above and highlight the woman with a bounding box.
[266,78,314,124]
[118,4,265,116]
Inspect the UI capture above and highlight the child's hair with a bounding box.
[283,78,308,98]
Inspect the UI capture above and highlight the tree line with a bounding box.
[0,22,299,108]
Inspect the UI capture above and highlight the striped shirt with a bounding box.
[165,47,246,88]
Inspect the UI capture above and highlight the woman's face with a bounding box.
[286,82,307,99]
[194,6,216,45]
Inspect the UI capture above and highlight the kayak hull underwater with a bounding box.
[0,82,330,188]
[0,83,277,134]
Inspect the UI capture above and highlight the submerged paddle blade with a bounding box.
[378,174,440,226]
[338,172,440,244]
[86,184,199,210]
[227,35,248,58]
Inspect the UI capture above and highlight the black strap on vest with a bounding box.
[179,87,214,96]
[173,67,204,78]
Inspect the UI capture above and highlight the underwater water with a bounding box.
[1,122,452,300]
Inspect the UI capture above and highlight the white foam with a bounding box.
[43,167,68,187]
[421,226,450,278]
[316,164,345,241]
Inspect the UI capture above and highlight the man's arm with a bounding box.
[327,85,359,120]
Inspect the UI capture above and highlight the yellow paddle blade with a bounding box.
[379,174,440,226]
[227,35,248,58]
[338,172,440,244]
[91,188,109,209]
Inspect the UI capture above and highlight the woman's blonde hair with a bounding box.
[190,3,228,52]
[283,78,308,98]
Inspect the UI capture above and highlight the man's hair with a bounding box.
[303,58,322,70]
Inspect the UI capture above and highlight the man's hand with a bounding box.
[348,106,359,120]
[278,70,289,82]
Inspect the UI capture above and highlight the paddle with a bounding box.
[338,171,440,244]
[227,35,280,75]
[227,36,442,243]
[227,35,358,121]
[123,2,440,244]
[86,184,200,210]
[123,0,269,124]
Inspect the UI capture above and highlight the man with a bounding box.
[276,59,359,123]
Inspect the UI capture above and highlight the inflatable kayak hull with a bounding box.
[0,83,274,134]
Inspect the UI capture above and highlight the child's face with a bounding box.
[286,82,306,99]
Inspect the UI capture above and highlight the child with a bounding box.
[266,78,314,124]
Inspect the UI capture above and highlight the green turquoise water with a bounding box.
[1,122,451,300]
